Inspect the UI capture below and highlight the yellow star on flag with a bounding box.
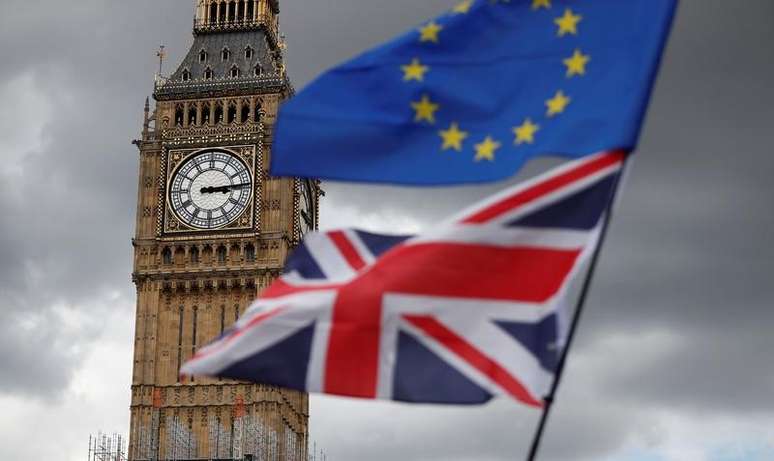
[412,95,440,124]
[546,90,571,117]
[555,8,582,36]
[439,122,469,151]
[419,21,443,43]
[402,58,430,82]
[513,118,540,145]
[452,0,474,14]
[474,136,501,162]
[532,0,551,10]
[564,49,590,77]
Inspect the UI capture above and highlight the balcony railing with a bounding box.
[154,73,289,99]
[193,12,279,44]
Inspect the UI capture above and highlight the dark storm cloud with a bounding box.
[0,0,772,459]
[281,0,459,85]
[0,0,192,397]
[0,0,460,399]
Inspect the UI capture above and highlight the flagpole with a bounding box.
[525,153,630,461]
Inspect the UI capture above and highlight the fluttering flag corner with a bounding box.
[182,151,627,406]
[270,0,676,185]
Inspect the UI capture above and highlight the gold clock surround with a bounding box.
[162,145,259,235]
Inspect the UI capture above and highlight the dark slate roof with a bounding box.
[155,29,285,100]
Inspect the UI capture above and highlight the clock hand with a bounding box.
[199,185,226,194]
[200,183,252,194]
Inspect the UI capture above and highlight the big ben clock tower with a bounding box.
[129,1,317,459]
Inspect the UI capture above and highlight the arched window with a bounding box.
[181,69,191,82]
[229,65,240,78]
[204,67,213,80]
[222,48,231,61]
[238,0,246,21]
[162,247,173,265]
[241,104,250,123]
[227,104,237,124]
[253,103,262,124]
[218,2,227,22]
[202,103,211,125]
[176,305,184,382]
[245,244,256,262]
[214,104,224,124]
[199,50,208,63]
[188,107,197,126]
[253,64,262,77]
[209,2,218,23]
[246,0,254,20]
[174,106,184,127]
[192,306,199,355]
[245,46,254,59]
[228,1,237,22]
[217,245,227,263]
[190,247,200,264]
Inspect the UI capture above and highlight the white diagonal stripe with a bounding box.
[304,232,358,281]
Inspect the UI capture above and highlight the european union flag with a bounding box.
[271,0,676,185]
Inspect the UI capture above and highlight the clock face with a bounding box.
[168,149,253,230]
[298,179,317,237]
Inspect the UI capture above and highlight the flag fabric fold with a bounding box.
[270,0,675,184]
[182,151,627,406]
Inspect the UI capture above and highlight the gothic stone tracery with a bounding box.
[129,1,317,459]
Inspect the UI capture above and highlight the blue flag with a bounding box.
[271,0,676,185]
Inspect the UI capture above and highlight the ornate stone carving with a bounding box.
[129,3,310,458]
[161,145,257,235]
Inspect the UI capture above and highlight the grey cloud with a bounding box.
[0,0,188,398]
[0,0,772,459]
[281,0,459,86]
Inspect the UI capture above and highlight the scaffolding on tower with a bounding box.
[88,432,127,461]
[123,388,316,461]
[166,415,198,460]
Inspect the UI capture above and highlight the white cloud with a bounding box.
[320,194,424,234]
[0,299,134,461]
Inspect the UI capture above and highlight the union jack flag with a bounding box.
[182,151,626,406]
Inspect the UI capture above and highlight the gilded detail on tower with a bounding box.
[128,1,317,459]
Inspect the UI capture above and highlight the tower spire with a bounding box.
[142,97,150,138]
[156,45,166,76]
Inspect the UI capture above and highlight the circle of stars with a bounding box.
[400,0,590,163]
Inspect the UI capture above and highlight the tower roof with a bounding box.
[154,0,288,101]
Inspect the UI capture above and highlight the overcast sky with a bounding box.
[0,0,772,460]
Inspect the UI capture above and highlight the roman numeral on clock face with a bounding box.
[169,149,253,230]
